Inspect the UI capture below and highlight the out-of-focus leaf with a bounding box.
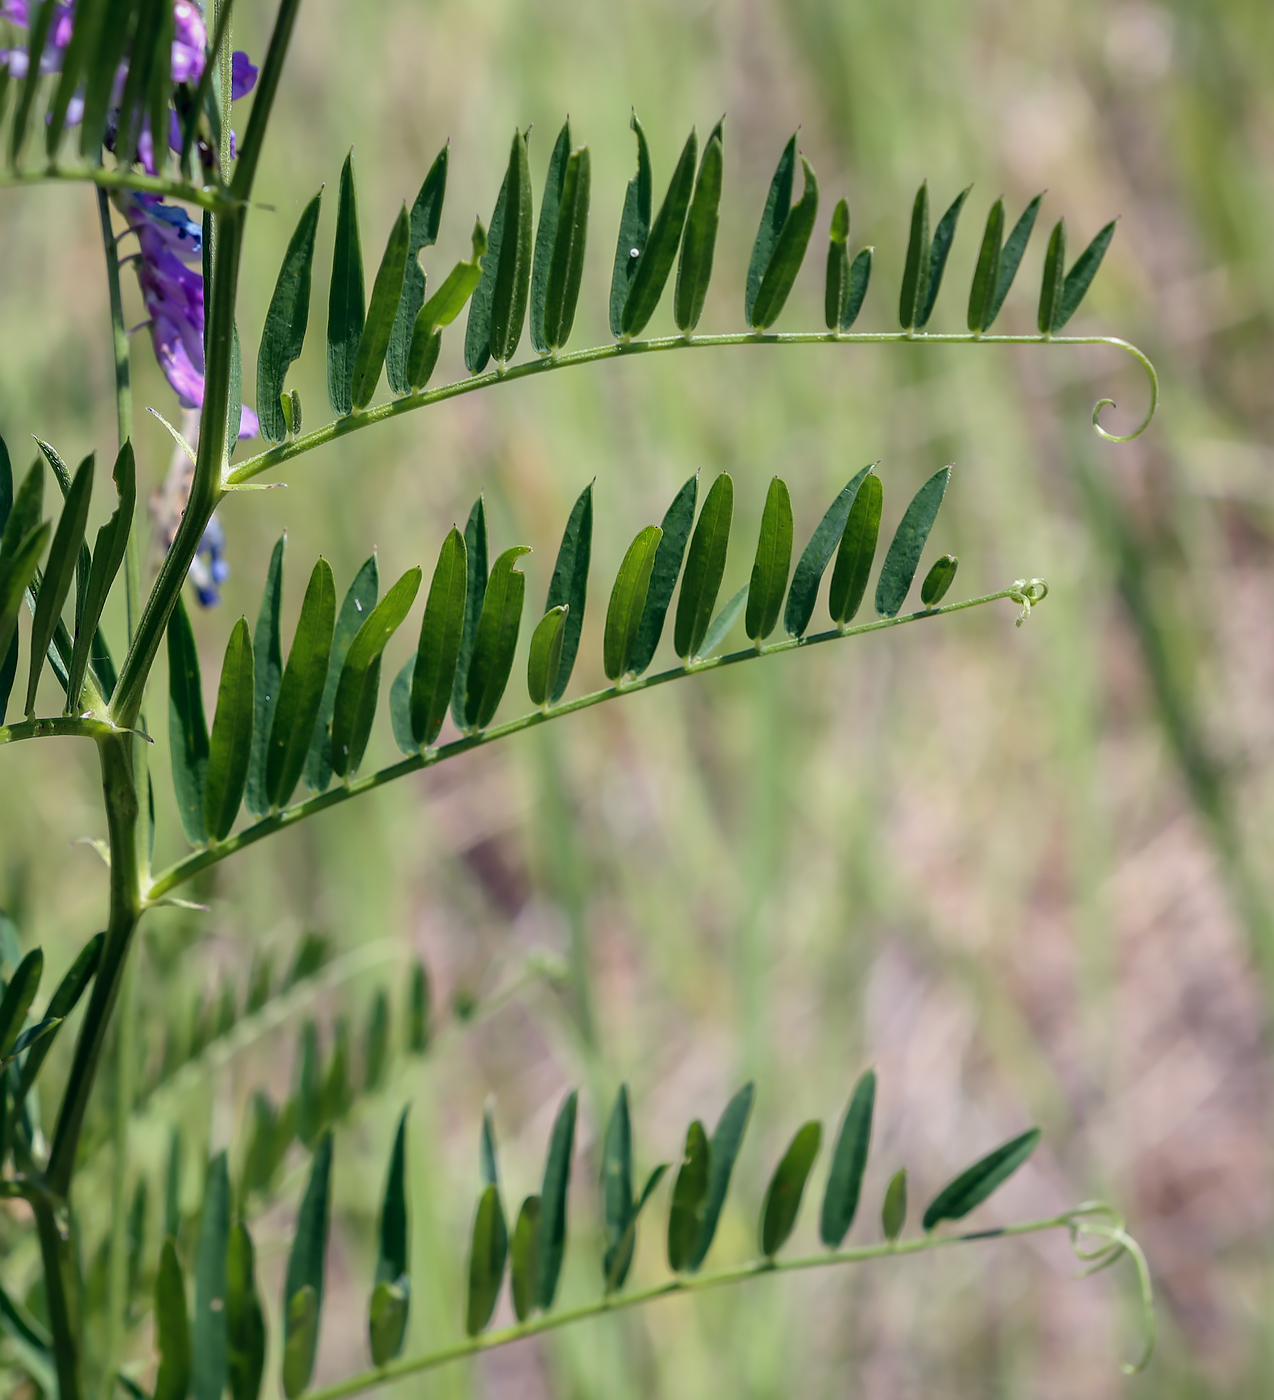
[759,1121,822,1257]
[154,1238,191,1400]
[819,1070,876,1248]
[370,1108,410,1364]
[463,546,529,732]
[68,440,135,708]
[746,476,793,643]
[675,121,724,334]
[387,145,448,396]
[510,1195,541,1322]
[604,525,663,681]
[193,1152,230,1400]
[610,112,653,337]
[327,152,365,417]
[536,1090,578,1310]
[530,120,573,355]
[1037,220,1066,335]
[750,156,819,331]
[630,473,697,678]
[621,128,697,338]
[407,960,430,1053]
[282,1132,333,1397]
[667,1119,710,1272]
[15,930,101,1098]
[601,1085,634,1257]
[674,472,733,660]
[167,596,209,846]
[304,555,378,794]
[0,1015,59,1066]
[917,185,970,328]
[227,1222,266,1400]
[542,148,591,353]
[922,1128,1042,1231]
[921,553,958,606]
[351,203,411,411]
[784,467,872,638]
[450,497,488,732]
[412,527,467,747]
[746,135,797,326]
[245,535,285,819]
[80,0,133,158]
[874,466,951,618]
[25,453,90,716]
[165,1129,183,1240]
[828,471,882,626]
[11,0,60,162]
[204,619,254,842]
[363,989,390,1092]
[265,559,336,808]
[46,0,103,156]
[1054,220,1117,331]
[281,1286,317,1400]
[258,192,321,441]
[882,1168,907,1242]
[527,605,568,708]
[465,1183,508,1335]
[898,182,930,330]
[689,1081,755,1271]
[0,525,49,683]
[0,949,41,1061]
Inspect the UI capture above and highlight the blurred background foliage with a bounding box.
[3,0,1274,1394]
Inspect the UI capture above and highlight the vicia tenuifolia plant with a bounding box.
[0,0,1159,1395]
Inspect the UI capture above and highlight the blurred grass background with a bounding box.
[3,0,1274,1395]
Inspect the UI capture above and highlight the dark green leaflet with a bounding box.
[165,1130,183,1239]
[784,466,872,638]
[408,959,430,1052]
[621,128,697,338]
[874,466,951,618]
[304,554,378,794]
[369,1280,409,1371]
[917,185,971,328]
[350,203,411,411]
[363,990,389,1091]
[226,1223,266,1400]
[543,483,592,701]
[922,1128,1041,1231]
[370,1109,410,1364]
[282,1133,333,1397]
[985,193,1043,328]
[921,553,958,606]
[449,497,489,732]
[510,1196,541,1322]
[464,546,529,731]
[0,1016,60,1069]
[542,148,591,353]
[700,583,749,656]
[899,182,931,329]
[601,1085,634,1258]
[1054,220,1117,331]
[258,191,321,442]
[204,620,254,843]
[828,471,882,626]
[819,1069,876,1248]
[465,1183,508,1335]
[192,1153,230,1400]
[882,1168,907,1241]
[245,535,285,819]
[330,567,421,777]
[264,559,336,809]
[536,1090,578,1310]
[609,112,653,337]
[605,1165,667,1293]
[387,145,448,396]
[604,525,663,681]
[15,931,101,1099]
[327,152,365,418]
[750,156,820,331]
[0,950,41,1060]
[0,525,50,688]
[530,120,573,354]
[412,527,467,746]
[153,1239,191,1400]
[1037,220,1066,334]
[674,472,733,659]
[526,606,568,708]
[33,440,89,639]
[629,473,697,678]
[667,1120,710,1272]
[759,1121,822,1257]
[295,1021,322,1148]
[825,197,850,329]
[281,1287,317,1400]
[967,197,1005,333]
[167,596,209,847]
[842,248,872,330]
[746,476,793,642]
[466,130,532,372]
[746,134,797,326]
[26,453,90,716]
[675,121,724,334]
[2,456,42,556]
[689,1081,755,1271]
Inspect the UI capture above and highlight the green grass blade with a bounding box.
[917,184,970,328]
[351,203,412,411]
[167,596,209,846]
[25,453,90,717]
[542,147,591,353]
[465,1183,509,1335]
[535,1090,578,1310]
[543,483,592,701]
[449,497,489,731]
[759,1121,821,1257]
[245,535,285,818]
[1037,219,1066,334]
[674,472,733,660]
[1054,219,1117,330]
[898,181,930,330]
[882,1167,907,1241]
[530,120,572,355]
[621,127,697,338]
[265,559,336,809]
[412,527,468,746]
[258,192,321,442]
[154,1238,191,1400]
[510,1196,541,1322]
[610,112,653,337]
[967,197,1004,332]
[304,554,379,794]
[487,130,534,368]
[819,1069,876,1248]
[387,145,448,395]
[667,1119,710,1272]
[675,122,723,334]
[784,466,871,638]
[750,155,819,330]
[922,1128,1041,1231]
[874,466,951,618]
[689,1081,754,1271]
[746,476,793,643]
[463,546,529,731]
[604,524,663,681]
[283,1132,333,1396]
[828,470,882,625]
[226,1222,266,1400]
[192,1152,231,1400]
[987,192,1043,326]
[526,605,567,708]
[204,619,254,842]
[746,134,796,325]
[327,152,365,417]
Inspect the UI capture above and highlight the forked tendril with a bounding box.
[1065,1203,1157,1374]
[1009,578,1049,627]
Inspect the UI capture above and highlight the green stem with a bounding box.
[0,165,236,209]
[146,586,1036,899]
[31,1192,83,1400]
[102,954,137,1400]
[227,332,1159,487]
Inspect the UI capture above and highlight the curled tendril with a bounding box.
[1009,578,1049,627]
[1065,1203,1157,1375]
[1090,337,1159,443]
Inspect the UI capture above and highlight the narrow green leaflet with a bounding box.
[828,470,882,626]
[526,605,568,708]
[304,554,378,794]
[674,472,733,660]
[967,197,1004,333]
[204,619,254,843]
[746,476,793,643]
[609,112,653,337]
[2,456,42,556]
[390,651,415,752]
[746,134,797,326]
[629,473,697,677]
[330,566,421,777]
[264,559,336,810]
[759,1120,822,1257]
[463,545,529,732]
[282,1132,333,1397]
[536,1089,578,1310]
[15,930,102,1098]
[541,148,591,353]
[25,453,90,716]
[699,583,749,657]
[510,1196,541,1322]
[33,441,89,636]
[1054,220,1117,331]
[412,527,467,746]
[327,152,365,417]
[370,1109,410,1365]
[825,197,850,329]
[601,1085,634,1259]
[784,466,872,638]
[387,145,448,395]
[667,1119,710,1272]
[465,1183,508,1335]
[0,949,41,1061]
[542,483,592,701]
[874,466,951,618]
[0,524,50,681]
[226,1223,266,1400]
[621,127,697,338]
[0,1274,55,1393]
[530,120,573,354]
[689,1080,755,1271]
[295,1021,323,1148]
[604,525,663,681]
[922,1128,1042,1231]
[898,182,931,330]
[165,1129,183,1239]
[606,1164,667,1293]
[258,191,321,442]
[675,121,724,334]
[882,1168,907,1242]
[363,989,389,1091]
[842,247,872,331]
[350,203,411,411]
[245,535,285,819]
[985,193,1043,327]
[153,1239,191,1400]
[192,1152,230,1400]
[1037,220,1066,334]
[167,596,210,846]
[449,497,488,731]
[467,130,533,372]
[921,553,958,606]
[819,1069,876,1248]
[917,185,971,328]
[408,959,430,1052]
[750,156,819,331]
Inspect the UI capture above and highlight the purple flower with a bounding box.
[190,514,231,606]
